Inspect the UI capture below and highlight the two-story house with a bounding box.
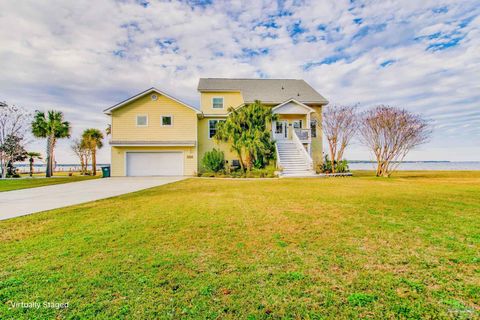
[104,78,328,177]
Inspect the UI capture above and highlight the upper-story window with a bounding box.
[212,97,224,109]
[136,115,148,127]
[161,115,173,126]
[209,119,225,138]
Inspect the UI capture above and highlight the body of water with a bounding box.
[349,161,480,171]
[13,162,480,173]
[14,164,110,173]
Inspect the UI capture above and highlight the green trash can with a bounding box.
[101,166,110,178]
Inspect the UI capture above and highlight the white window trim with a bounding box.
[208,119,223,139]
[161,115,173,127]
[211,97,224,109]
[136,114,148,127]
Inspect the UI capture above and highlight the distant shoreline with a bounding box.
[15,161,480,167]
[349,160,453,164]
[15,164,111,167]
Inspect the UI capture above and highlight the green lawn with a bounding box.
[0,173,99,192]
[0,171,479,319]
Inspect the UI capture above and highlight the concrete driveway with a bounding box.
[0,177,186,221]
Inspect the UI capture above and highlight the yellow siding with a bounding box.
[111,93,197,141]
[109,88,325,174]
[200,91,244,115]
[310,106,323,168]
[197,105,323,171]
[197,118,237,171]
[111,146,197,176]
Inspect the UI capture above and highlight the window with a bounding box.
[136,115,148,127]
[310,120,317,138]
[212,97,224,109]
[275,121,283,134]
[208,119,225,138]
[161,115,173,126]
[293,120,303,129]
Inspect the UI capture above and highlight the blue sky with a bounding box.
[0,0,479,163]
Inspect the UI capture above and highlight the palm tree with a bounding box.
[31,110,71,177]
[82,128,104,176]
[105,124,111,136]
[214,100,277,171]
[26,152,42,177]
[215,116,245,171]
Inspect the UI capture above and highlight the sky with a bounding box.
[0,0,479,164]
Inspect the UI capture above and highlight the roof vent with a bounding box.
[297,93,300,96]
[281,86,284,90]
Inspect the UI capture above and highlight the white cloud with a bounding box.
[0,0,479,163]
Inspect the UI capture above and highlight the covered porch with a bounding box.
[271,99,314,154]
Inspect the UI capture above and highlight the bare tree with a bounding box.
[0,134,28,176]
[71,138,90,175]
[323,104,358,173]
[358,105,431,177]
[0,102,30,178]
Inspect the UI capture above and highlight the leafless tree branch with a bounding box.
[0,102,31,178]
[358,105,431,177]
[323,104,358,173]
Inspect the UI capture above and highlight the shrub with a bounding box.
[335,159,349,173]
[201,149,225,173]
[321,155,350,173]
[198,164,277,178]
[244,164,277,178]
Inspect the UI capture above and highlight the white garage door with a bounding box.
[126,152,184,176]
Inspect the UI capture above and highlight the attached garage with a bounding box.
[126,152,184,176]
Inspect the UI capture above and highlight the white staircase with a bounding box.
[276,141,316,177]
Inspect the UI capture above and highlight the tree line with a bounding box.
[0,102,106,178]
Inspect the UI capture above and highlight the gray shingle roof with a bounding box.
[197,78,328,105]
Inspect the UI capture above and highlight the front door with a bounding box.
[274,120,288,140]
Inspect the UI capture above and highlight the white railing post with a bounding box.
[292,129,313,170]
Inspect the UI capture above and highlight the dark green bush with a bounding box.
[321,155,350,173]
[335,159,349,173]
[201,148,225,173]
[198,164,277,178]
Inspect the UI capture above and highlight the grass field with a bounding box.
[0,171,479,319]
[0,173,99,192]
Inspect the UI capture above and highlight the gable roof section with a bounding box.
[197,78,328,105]
[104,87,201,115]
[272,99,316,114]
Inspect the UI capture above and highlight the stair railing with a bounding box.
[292,129,313,170]
[274,142,282,169]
